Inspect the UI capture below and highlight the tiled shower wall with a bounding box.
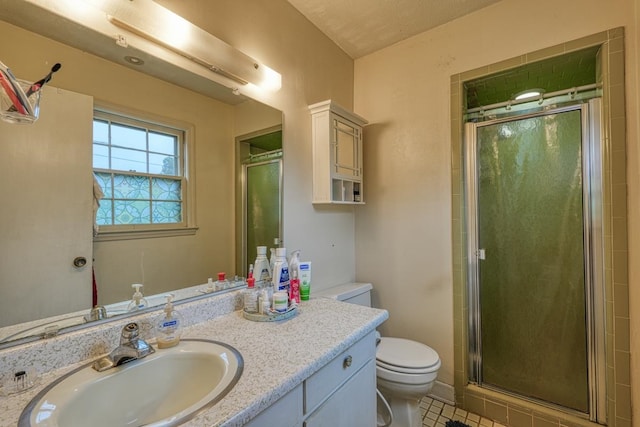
[450,28,630,427]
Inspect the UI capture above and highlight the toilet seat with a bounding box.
[376,359,439,375]
[376,337,440,373]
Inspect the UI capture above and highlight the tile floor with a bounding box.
[420,397,504,427]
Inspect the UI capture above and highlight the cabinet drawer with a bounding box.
[304,331,375,414]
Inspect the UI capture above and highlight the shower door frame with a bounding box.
[464,99,606,423]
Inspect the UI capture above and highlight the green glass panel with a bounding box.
[152,178,181,201]
[477,109,589,412]
[113,174,150,199]
[152,201,182,223]
[113,200,150,224]
[246,161,281,266]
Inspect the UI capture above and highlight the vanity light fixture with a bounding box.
[105,0,281,91]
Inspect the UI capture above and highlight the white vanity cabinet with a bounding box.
[245,331,377,426]
[309,100,368,204]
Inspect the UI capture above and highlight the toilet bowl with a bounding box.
[376,337,441,427]
[315,283,441,427]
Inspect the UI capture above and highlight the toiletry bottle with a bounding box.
[269,248,276,278]
[290,269,301,304]
[254,246,272,288]
[272,247,290,294]
[127,284,149,311]
[258,288,271,314]
[288,250,301,282]
[273,291,288,313]
[205,277,215,293]
[214,272,229,291]
[243,277,259,313]
[156,294,183,349]
[299,261,312,301]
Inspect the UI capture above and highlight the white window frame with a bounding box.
[93,107,197,241]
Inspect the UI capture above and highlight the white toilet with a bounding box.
[315,283,441,427]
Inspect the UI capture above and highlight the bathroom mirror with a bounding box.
[0,2,283,347]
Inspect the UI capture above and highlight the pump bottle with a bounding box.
[127,284,149,311]
[156,294,183,349]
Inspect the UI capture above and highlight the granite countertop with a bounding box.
[0,297,388,426]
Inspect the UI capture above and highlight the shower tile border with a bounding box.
[450,28,630,426]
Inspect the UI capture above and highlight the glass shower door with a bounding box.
[245,159,282,271]
[474,108,589,412]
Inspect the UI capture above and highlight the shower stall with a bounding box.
[464,99,606,422]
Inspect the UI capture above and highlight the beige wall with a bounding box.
[157,0,360,288]
[632,0,640,423]
[353,0,638,408]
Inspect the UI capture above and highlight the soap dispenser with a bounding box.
[288,250,301,281]
[127,284,149,312]
[156,294,183,349]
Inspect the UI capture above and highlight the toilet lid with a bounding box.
[376,337,440,370]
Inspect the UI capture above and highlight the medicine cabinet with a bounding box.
[309,100,368,204]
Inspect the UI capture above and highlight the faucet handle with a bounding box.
[120,322,140,344]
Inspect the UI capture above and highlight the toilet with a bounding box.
[315,283,441,427]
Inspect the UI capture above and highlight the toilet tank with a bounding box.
[314,282,373,307]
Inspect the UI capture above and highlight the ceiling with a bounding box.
[285,0,502,58]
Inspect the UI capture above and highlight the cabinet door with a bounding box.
[244,384,303,427]
[304,360,376,427]
[332,115,361,180]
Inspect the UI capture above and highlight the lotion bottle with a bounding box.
[156,294,183,349]
[272,247,290,294]
[254,246,271,288]
[299,261,312,301]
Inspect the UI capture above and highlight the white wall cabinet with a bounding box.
[246,331,377,426]
[309,100,368,204]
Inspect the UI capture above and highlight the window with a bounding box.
[93,110,190,234]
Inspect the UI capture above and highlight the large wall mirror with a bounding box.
[0,1,283,347]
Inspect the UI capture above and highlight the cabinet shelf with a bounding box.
[309,100,367,204]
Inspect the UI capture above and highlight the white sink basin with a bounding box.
[19,339,243,427]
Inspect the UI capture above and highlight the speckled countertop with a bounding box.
[0,294,388,426]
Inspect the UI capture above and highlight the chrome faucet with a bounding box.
[92,322,155,372]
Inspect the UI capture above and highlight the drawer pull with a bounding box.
[343,355,353,368]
